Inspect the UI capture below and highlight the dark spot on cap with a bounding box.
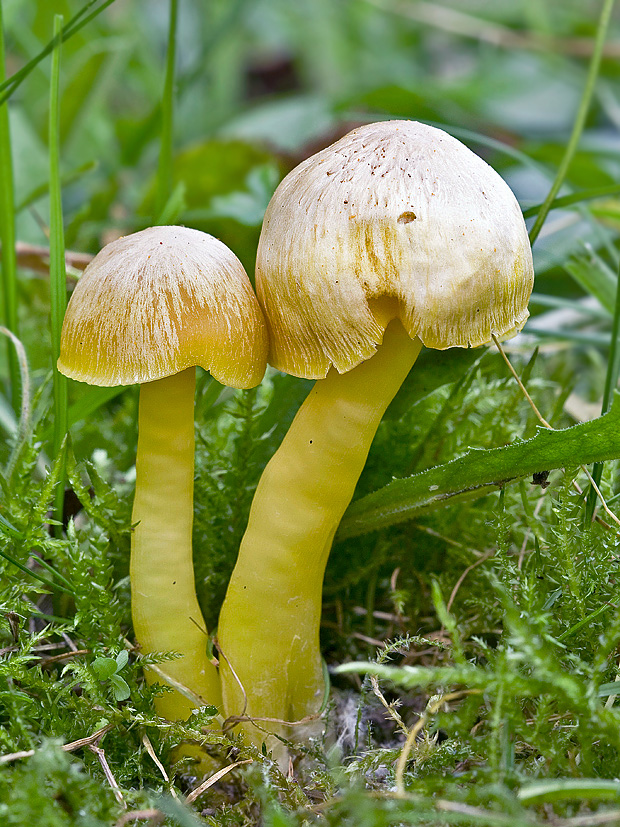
[398,211,417,224]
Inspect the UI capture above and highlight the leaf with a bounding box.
[338,390,620,539]
[203,163,279,226]
[384,347,483,420]
[517,779,620,804]
[565,246,617,313]
[109,674,130,702]
[92,656,118,681]
[115,650,128,671]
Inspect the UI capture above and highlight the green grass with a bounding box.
[48,13,68,532]
[2,1,620,825]
[0,0,19,414]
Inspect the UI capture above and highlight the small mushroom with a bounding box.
[217,120,534,750]
[58,225,268,719]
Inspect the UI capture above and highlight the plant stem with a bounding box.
[528,0,615,244]
[218,321,421,755]
[49,14,68,530]
[131,368,221,718]
[155,0,178,221]
[0,0,19,412]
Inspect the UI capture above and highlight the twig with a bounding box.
[556,810,620,826]
[446,549,495,612]
[14,241,92,277]
[492,334,551,428]
[582,465,620,530]
[366,0,620,58]
[224,710,322,729]
[353,607,411,623]
[141,733,169,783]
[395,690,482,795]
[145,662,214,711]
[185,758,253,804]
[141,734,178,799]
[128,636,225,726]
[89,742,125,808]
[61,631,79,653]
[114,810,164,827]
[0,723,115,764]
[351,631,388,647]
[39,648,89,666]
[214,636,248,721]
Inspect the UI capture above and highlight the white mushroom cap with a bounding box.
[257,120,534,379]
[58,226,268,388]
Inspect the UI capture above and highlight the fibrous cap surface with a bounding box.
[58,225,268,387]
[257,120,534,379]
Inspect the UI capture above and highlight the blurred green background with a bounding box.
[5,0,619,296]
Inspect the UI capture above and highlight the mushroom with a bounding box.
[58,225,268,719]
[217,120,534,750]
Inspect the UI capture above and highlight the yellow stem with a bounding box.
[218,320,422,750]
[131,368,221,719]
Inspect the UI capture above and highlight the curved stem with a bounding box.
[218,321,421,749]
[131,368,221,719]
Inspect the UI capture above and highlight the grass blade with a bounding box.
[518,778,620,804]
[0,547,75,596]
[0,0,19,413]
[155,0,178,221]
[523,183,620,218]
[0,0,117,106]
[528,0,616,244]
[49,15,68,531]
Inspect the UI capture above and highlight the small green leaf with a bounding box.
[92,656,118,681]
[109,674,130,702]
[115,650,128,671]
[201,704,219,717]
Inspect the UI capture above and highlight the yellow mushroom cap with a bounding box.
[58,226,268,388]
[257,120,534,379]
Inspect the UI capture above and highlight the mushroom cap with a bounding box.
[58,226,268,388]
[257,120,534,379]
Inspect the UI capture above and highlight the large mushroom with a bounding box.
[58,225,268,719]
[217,120,534,751]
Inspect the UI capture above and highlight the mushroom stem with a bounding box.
[218,320,422,747]
[131,367,221,718]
